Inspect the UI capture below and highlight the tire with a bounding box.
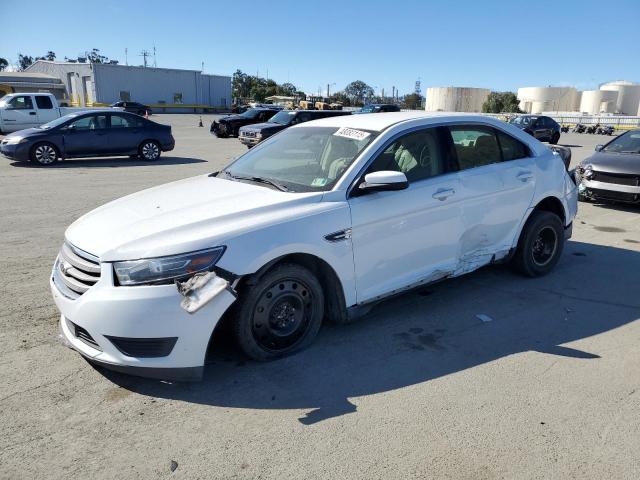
[512,211,564,277]
[549,132,560,144]
[233,263,324,361]
[138,140,161,161]
[30,142,59,166]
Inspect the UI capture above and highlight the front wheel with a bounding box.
[30,142,59,166]
[139,140,160,161]
[233,263,324,361]
[549,132,560,144]
[512,211,564,277]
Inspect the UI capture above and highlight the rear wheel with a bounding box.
[30,142,59,166]
[512,211,564,277]
[139,140,160,161]
[549,132,560,144]
[233,263,324,361]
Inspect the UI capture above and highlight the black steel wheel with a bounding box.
[233,263,324,361]
[512,210,564,277]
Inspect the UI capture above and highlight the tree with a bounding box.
[482,91,522,113]
[0,58,8,72]
[85,48,110,64]
[35,51,56,61]
[17,54,34,71]
[402,93,423,110]
[344,80,374,105]
[329,91,350,106]
[277,82,297,96]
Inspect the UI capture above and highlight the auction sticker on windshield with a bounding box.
[334,127,371,141]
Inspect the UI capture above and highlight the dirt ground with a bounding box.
[1,116,638,479]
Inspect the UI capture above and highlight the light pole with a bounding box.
[327,82,336,99]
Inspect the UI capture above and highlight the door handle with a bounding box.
[432,188,455,201]
[517,171,534,182]
[29,112,37,116]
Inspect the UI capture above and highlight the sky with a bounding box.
[2,0,639,96]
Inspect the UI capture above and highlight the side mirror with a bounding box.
[358,171,408,192]
[595,144,603,152]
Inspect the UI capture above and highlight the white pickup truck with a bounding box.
[0,93,116,134]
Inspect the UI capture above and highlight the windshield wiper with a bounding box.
[220,171,290,192]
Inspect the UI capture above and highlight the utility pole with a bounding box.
[327,84,330,98]
[392,86,395,101]
[125,48,128,66]
[153,45,157,67]
[140,49,151,67]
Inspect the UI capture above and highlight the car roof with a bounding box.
[291,111,504,132]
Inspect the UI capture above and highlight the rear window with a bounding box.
[35,96,53,109]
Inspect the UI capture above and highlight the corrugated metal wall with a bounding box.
[26,61,94,106]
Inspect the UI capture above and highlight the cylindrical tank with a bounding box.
[579,90,618,114]
[599,81,640,115]
[516,87,579,113]
[424,87,490,113]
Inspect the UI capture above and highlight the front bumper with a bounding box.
[239,135,261,146]
[51,258,236,381]
[580,178,640,204]
[0,141,30,161]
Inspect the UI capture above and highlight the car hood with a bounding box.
[241,122,286,132]
[582,151,640,175]
[218,114,249,123]
[5,128,43,138]
[65,174,324,261]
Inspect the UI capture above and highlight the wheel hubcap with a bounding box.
[35,145,56,164]
[252,279,313,351]
[532,226,558,267]
[142,143,159,159]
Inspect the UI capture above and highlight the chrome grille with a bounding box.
[591,171,639,187]
[53,242,101,298]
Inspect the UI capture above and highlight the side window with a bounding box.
[9,96,34,109]
[68,115,108,130]
[497,131,529,161]
[449,126,502,170]
[110,114,132,128]
[297,112,312,123]
[367,128,446,183]
[35,96,53,109]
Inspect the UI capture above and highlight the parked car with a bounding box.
[1,110,174,165]
[0,93,119,134]
[111,101,152,116]
[238,109,351,147]
[359,103,401,113]
[211,107,280,137]
[509,115,561,144]
[50,112,576,380]
[574,129,640,204]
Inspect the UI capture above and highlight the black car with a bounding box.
[359,104,401,113]
[0,111,174,166]
[509,115,561,144]
[111,101,152,116]
[211,108,280,138]
[574,129,640,204]
[238,109,352,147]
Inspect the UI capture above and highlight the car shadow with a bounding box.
[9,156,207,168]
[100,241,640,425]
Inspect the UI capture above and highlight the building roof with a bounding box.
[0,71,65,89]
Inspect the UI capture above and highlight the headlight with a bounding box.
[114,247,225,286]
[255,132,262,139]
[3,136,26,145]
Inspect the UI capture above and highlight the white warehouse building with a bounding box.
[516,87,580,114]
[599,80,640,115]
[26,60,232,111]
[424,87,490,113]
[579,89,618,114]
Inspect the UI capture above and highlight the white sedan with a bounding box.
[51,112,578,380]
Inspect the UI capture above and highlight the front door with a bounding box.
[348,127,464,303]
[62,114,109,156]
[2,95,37,129]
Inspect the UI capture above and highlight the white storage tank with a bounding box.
[424,87,490,113]
[600,80,640,115]
[579,90,618,114]
[516,87,579,113]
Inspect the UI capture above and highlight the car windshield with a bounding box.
[219,126,377,192]
[360,105,376,113]
[603,131,640,154]
[239,109,263,119]
[38,114,81,130]
[268,111,296,125]
[510,116,536,126]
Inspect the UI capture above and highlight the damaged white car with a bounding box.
[51,112,577,380]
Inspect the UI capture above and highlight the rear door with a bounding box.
[2,95,37,128]
[447,124,536,269]
[108,113,144,153]
[34,95,58,124]
[62,113,110,156]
